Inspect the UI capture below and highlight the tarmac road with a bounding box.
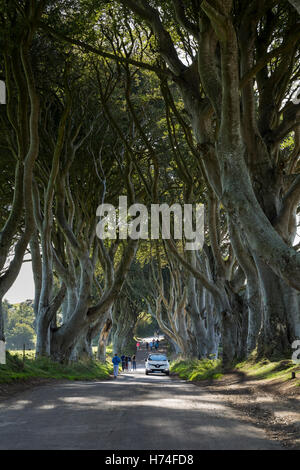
[0,363,281,450]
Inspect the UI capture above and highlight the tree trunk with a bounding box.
[245,274,262,355]
[186,277,208,358]
[256,260,294,359]
[206,303,221,359]
[35,309,51,356]
[70,328,94,362]
[221,287,247,368]
[98,318,112,362]
[284,289,300,341]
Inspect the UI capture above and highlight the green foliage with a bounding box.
[170,358,223,382]
[3,301,36,350]
[92,344,113,358]
[235,358,299,381]
[123,337,137,356]
[280,133,295,150]
[0,351,113,384]
[171,357,300,387]
[134,311,159,338]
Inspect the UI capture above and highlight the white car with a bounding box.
[145,353,170,376]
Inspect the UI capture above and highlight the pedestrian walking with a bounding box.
[128,355,132,371]
[125,356,129,370]
[146,342,149,351]
[121,354,126,371]
[112,354,121,378]
[132,354,136,371]
[149,341,153,351]
[136,342,140,350]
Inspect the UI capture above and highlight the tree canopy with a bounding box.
[0,0,299,365]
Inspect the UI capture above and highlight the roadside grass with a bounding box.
[235,357,300,385]
[170,358,223,381]
[170,356,300,387]
[92,344,113,358]
[0,351,113,384]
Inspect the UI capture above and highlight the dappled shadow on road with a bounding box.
[0,370,282,450]
[193,372,300,449]
[0,405,278,450]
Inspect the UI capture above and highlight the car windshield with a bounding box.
[148,355,167,361]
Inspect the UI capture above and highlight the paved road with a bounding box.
[0,363,281,450]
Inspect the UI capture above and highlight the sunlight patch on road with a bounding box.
[60,396,105,405]
[56,392,225,413]
[2,400,32,411]
[38,404,57,410]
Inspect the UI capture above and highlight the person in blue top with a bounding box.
[112,354,121,378]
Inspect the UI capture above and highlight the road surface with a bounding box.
[0,355,281,449]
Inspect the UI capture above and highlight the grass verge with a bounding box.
[0,351,113,384]
[235,357,300,384]
[170,356,300,388]
[170,358,223,381]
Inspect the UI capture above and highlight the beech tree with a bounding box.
[64,0,299,360]
[1,0,299,365]
[0,1,46,342]
[31,60,140,361]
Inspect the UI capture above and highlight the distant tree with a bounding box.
[134,312,159,339]
[4,301,36,350]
